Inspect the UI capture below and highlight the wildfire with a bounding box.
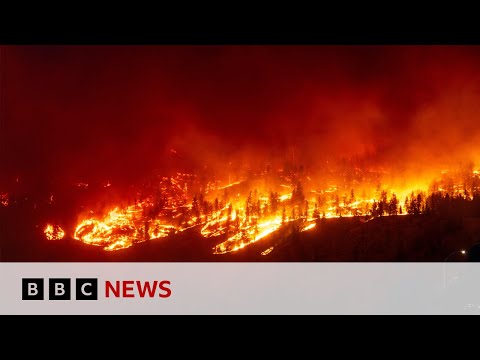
[41,166,480,255]
[44,224,65,240]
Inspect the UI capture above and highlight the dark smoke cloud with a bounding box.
[3,45,480,189]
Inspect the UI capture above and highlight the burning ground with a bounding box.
[60,165,472,253]
[3,159,480,261]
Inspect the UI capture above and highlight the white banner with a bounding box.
[1,263,480,314]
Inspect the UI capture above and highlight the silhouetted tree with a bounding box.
[334,194,340,213]
[281,206,287,225]
[317,193,326,210]
[363,201,370,216]
[292,182,306,205]
[446,177,455,196]
[269,191,279,215]
[245,191,252,219]
[372,200,379,217]
[192,195,201,224]
[379,190,388,216]
[313,202,320,220]
[388,193,398,215]
[415,192,423,215]
[349,189,356,204]
[234,213,240,233]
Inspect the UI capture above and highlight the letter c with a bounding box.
[81,283,92,296]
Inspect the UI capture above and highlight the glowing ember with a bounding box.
[44,224,65,240]
[0,193,8,207]
[302,223,316,232]
[261,246,274,256]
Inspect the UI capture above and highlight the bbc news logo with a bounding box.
[22,278,172,300]
[22,278,98,300]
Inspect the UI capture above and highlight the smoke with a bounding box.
[3,45,480,190]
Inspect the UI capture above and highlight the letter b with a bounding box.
[49,279,71,300]
[22,278,44,300]
[29,283,38,296]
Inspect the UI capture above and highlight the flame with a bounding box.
[215,180,244,191]
[213,217,283,254]
[73,205,179,251]
[73,173,193,251]
[44,224,65,240]
[45,167,480,254]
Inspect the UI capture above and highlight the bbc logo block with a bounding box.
[49,278,71,300]
[22,278,98,300]
[22,278,44,300]
[76,278,98,300]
